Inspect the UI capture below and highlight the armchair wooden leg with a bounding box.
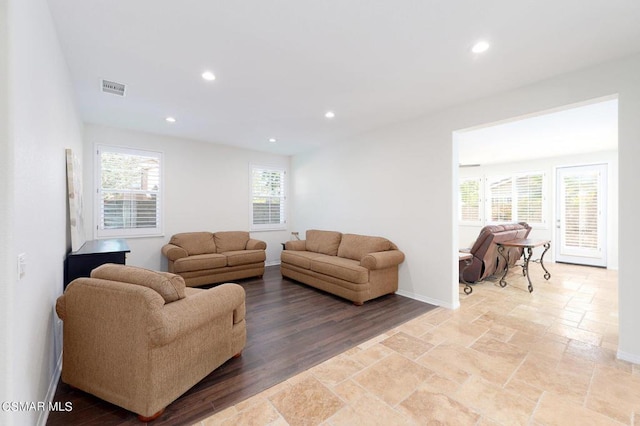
[233,352,242,358]
[137,408,165,422]
[353,301,363,306]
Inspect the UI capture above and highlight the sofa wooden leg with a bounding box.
[137,408,165,422]
[353,301,364,306]
[233,352,242,358]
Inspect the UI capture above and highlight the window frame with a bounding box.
[458,177,484,226]
[249,164,287,231]
[94,144,164,239]
[485,171,547,228]
[460,170,547,229]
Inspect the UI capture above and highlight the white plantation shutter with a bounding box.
[96,145,163,237]
[562,171,599,249]
[485,172,545,226]
[488,176,512,222]
[459,178,482,223]
[250,165,286,230]
[516,173,544,225]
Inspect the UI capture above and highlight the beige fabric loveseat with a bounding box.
[281,230,405,305]
[162,231,266,287]
[55,264,246,421]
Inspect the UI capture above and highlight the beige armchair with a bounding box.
[55,264,246,421]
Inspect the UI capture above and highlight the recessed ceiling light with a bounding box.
[268,138,277,143]
[165,116,176,123]
[201,71,216,81]
[471,41,490,54]
[325,111,335,119]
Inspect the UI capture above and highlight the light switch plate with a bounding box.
[17,253,26,278]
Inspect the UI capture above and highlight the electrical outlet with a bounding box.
[17,253,26,279]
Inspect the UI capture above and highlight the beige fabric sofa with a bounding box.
[162,231,266,287]
[281,230,405,305]
[55,264,246,421]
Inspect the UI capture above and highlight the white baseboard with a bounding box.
[617,349,640,365]
[265,260,281,267]
[395,289,459,310]
[37,351,62,426]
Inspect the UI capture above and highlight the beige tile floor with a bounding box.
[197,263,640,426]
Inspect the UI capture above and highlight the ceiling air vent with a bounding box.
[101,79,126,96]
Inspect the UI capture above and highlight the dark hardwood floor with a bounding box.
[47,265,436,425]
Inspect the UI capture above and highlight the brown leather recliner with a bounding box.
[460,222,531,283]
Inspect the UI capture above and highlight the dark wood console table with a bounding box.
[496,239,550,293]
[64,239,130,288]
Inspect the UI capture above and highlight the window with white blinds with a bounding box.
[486,172,545,226]
[488,176,513,222]
[96,145,163,238]
[459,178,482,224]
[250,165,286,230]
[516,173,543,224]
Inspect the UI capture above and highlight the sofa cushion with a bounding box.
[90,264,186,303]
[310,256,369,284]
[170,232,216,255]
[215,231,250,253]
[224,249,266,267]
[337,234,392,261]
[281,250,327,270]
[173,253,227,273]
[305,230,342,256]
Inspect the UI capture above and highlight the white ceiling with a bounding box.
[48,1,640,156]
[458,98,618,166]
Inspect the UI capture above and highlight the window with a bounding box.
[516,173,543,224]
[486,171,545,226]
[250,165,286,230]
[459,178,483,224]
[488,176,513,222]
[96,145,163,238]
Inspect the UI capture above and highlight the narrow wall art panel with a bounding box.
[66,148,86,251]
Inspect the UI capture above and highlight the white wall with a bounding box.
[4,0,84,425]
[458,150,619,269]
[292,118,458,308]
[0,1,14,424]
[83,124,291,270]
[290,54,640,361]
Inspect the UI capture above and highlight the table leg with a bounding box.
[540,242,551,280]
[498,245,509,288]
[524,246,534,293]
[460,258,473,295]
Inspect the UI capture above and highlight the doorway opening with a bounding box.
[455,96,618,270]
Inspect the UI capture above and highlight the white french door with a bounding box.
[556,164,607,267]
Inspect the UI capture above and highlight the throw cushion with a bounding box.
[305,230,342,256]
[337,234,392,261]
[90,264,186,303]
[169,232,216,255]
[215,231,250,253]
[310,256,369,284]
[224,249,266,267]
[173,253,227,273]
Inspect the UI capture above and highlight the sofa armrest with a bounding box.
[151,283,246,346]
[284,240,306,251]
[360,250,405,270]
[161,243,188,261]
[246,239,267,250]
[55,296,66,320]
